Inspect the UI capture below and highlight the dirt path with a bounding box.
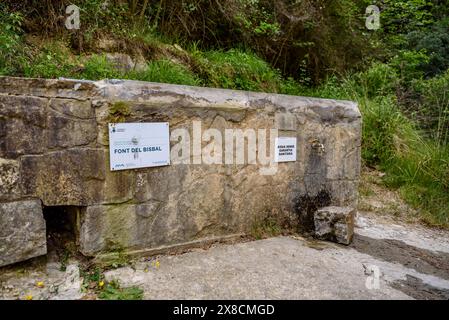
[1,210,449,300]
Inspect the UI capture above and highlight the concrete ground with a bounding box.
[1,212,449,300]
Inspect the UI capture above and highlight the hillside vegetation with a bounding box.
[1,0,448,227]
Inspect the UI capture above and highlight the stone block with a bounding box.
[47,99,97,148]
[0,200,46,267]
[275,112,297,131]
[47,113,97,149]
[314,206,356,245]
[0,158,21,200]
[20,149,106,206]
[78,203,163,256]
[49,98,94,119]
[20,149,136,206]
[0,95,47,158]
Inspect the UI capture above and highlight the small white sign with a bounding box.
[109,122,170,171]
[275,137,297,163]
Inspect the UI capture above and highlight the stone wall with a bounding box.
[0,76,361,267]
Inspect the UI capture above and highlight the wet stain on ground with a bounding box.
[302,238,334,251]
[350,234,449,281]
[391,275,449,300]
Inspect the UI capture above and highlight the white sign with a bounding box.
[275,137,297,163]
[109,122,170,171]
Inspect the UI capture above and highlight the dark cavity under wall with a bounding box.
[42,206,81,270]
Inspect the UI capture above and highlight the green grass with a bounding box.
[251,216,283,240]
[132,59,201,86]
[98,280,144,300]
[80,266,144,300]
[77,54,201,85]
[306,65,449,228]
[191,48,284,92]
[4,42,285,92]
[80,267,104,291]
[20,43,79,79]
[78,54,121,80]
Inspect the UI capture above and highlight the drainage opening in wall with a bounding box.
[43,206,82,269]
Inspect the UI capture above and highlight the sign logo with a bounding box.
[109,122,170,171]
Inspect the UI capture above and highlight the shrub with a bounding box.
[410,70,449,144]
[194,49,283,92]
[406,18,449,77]
[351,63,399,98]
[360,96,418,166]
[141,0,373,83]
[0,8,24,75]
[22,44,78,79]
[380,0,435,35]
[79,54,122,80]
[389,50,430,84]
[134,60,201,86]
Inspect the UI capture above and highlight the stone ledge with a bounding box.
[97,79,361,121]
[92,233,245,265]
[0,77,100,100]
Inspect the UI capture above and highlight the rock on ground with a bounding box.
[0,200,46,267]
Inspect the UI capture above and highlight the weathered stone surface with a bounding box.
[328,180,359,207]
[0,158,20,200]
[20,148,135,206]
[0,76,361,265]
[104,53,147,73]
[325,125,362,181]
[0,200,46,267]
[47,98,97,148]
[79,203,165,256]
[275,112,297,131]
[20,149,106,206]
[49,98,94,119]
[314,206,356,245]
[0,94,98,156]
[0,94,47,158]
[79,168,232,255]
[0,77,100,100]
[47,112,97,149]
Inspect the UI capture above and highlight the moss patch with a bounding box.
[108,101,131,123]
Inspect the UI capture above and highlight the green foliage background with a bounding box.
[0,0,448,227]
